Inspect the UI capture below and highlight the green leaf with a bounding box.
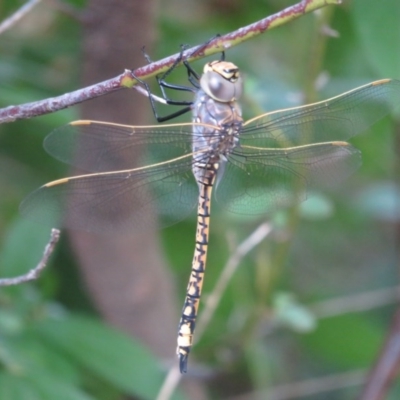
[351,0,400,78]
[0,372,41,400]
[24,367,95,400]
[0,336,25,375]
[272,292,317,333]
[1,330,80,380]
[35,314,185,400]
[300,314,384,369]
[0,217,54,278]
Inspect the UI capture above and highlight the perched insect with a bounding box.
[21,53,400,373]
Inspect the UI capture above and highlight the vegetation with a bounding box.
[0,0,399,399]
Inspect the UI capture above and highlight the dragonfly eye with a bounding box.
[201,61,243,102]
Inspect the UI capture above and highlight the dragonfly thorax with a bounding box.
[200,60,243,102]
[192,66,243,185]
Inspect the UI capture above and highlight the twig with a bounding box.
[196,222,273,339]
[0,0,42,35]
[155,275,400,400]
[229,369,366,400]
[156,223,273,400]
[0,229,60,286]
[358,307,400,400]
[155,364,181,400]
[311,285,400,319]
[0,0,341,124]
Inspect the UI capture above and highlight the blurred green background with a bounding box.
[0,0,399,399]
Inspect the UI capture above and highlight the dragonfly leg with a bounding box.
[156,44,200,93]
[135,37,225,123]
[155,34,226,96]
[180,34,225,87]
[131,69,193,123]
[133,46,195,122]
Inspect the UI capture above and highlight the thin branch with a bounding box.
[155,364,181,400]
[0,70,135,123]
[311,285,400,319]
[196,222,273,339]
[229,369,366,400]
[156,222,273,400]
[0,0,42,35]
[0,0,341,124]
[358,307,400,400]
[0,229,60,286]
[303,3,336,103]
[155,279,400,400]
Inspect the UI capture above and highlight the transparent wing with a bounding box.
[20,154,200,234]
[241,79,400,147]
[44,120,215,172]
[216,142,361,214]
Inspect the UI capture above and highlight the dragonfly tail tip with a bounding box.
[179,353,188,374]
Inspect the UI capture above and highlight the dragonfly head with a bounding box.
[200,60,243,103]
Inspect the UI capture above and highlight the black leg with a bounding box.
[155,44,199,99]
[153,35,225,99]
[134,45,198,122]
[132,70,193,123]
[135,36,225,123]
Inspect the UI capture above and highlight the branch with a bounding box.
[311,286,400,319]
[231,369,366,400]
[0,0,341,124]
[0,0,42,35]
[0,229,60,286]
[196,222,273,339]
[156,222,273,400]
[357,307,400,400]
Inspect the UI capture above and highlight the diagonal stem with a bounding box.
[156,222,272,400]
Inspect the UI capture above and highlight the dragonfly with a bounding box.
[20,54,400,373]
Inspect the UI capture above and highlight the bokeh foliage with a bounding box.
[0,0,399,399]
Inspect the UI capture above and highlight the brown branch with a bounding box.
[156,222,273,400]
[0,0,341,124]
[0,229,60,286]
[357,307,400,400]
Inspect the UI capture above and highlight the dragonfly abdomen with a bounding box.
[177,164,216,373]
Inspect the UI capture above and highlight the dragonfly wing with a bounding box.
[242,79,400,147]
[44,120,196,172]
[216,142,360,215]
[20,157,199,234]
